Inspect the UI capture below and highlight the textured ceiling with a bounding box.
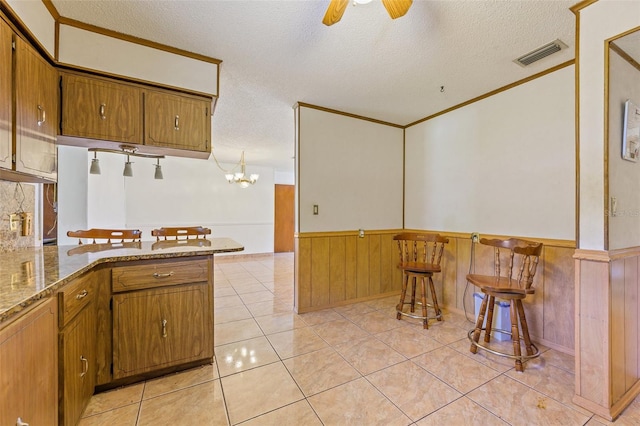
[51,0,576,173]
[615,28,640,63]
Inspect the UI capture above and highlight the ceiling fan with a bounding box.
[323,0,413,26]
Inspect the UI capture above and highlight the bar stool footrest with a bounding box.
[396,302,442,321]
[467,328,540,361]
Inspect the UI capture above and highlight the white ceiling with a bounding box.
[51,0,576,174]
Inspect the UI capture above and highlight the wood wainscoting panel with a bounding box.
[329,237,347,304]
[623,257,639,395]
[310,237,331,308]
[356,236,370,298]
[611,258,626,404]
[368,234,381,296]
[380,233,396,294]
[345,237,358,301]
[295,237,312,311]
[542,246,576,350]
[576,258,610,408]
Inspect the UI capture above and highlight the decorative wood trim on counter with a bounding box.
[56,16,221,65]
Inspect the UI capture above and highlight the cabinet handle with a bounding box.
[99,103,106,120]
[76,290,88,300]
[36,105,46,126]
[80,356,88,377]
[153,272,174,279]
[174,115,180,131]
[16,417,29,426]
[161,319,168,338]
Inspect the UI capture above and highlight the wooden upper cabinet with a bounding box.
[0,19,11,171]
[145,90,211,152]
[14,36,58,181]
[60,72,143,144]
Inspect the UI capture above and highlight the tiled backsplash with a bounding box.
[0,181,37,252]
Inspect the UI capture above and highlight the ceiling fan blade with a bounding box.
[381,0,413,19]
[323,0,350,26]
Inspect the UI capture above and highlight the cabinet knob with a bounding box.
[99,103,106,120]
[76,290,88,300]
[174,115,180,131]
[80,356,88,377]
[161,319,168,338]
[16,417,29,426]
[36,105,46,126]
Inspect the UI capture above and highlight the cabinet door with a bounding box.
[61,73,143,144]
[145,90,211,152]
[112,283,213,379]
[0,20,11,170]
[59,302,96,426]
[14,36,58,180]
[0,298,58,426]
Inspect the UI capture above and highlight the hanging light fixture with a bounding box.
[154,158,163,180]
[88,145,165,179]
[213,149,259,188]
[89,151,101,175]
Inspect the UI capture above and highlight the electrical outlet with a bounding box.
[471,232,480,243]
[313,204,319,215]
[359,229,365,238]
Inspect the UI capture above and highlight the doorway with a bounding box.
[274,184,294,252]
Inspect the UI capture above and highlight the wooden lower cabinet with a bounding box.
[0,298,58,426]
[59,302,96,426]
[112,282,213,379]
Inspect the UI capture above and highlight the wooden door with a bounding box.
[112,283,212,379]
[0,299,58,426]
[14,36,57,180]
[274,184,294,252]
[0,20,11,170]
[60,73,143,144]
[145,90,210,152]
[59,303,96,426]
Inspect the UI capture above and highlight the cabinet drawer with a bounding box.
[58,272,95,328]
[112,258,209,293]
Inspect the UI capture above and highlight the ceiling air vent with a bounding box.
[514,39,568,67]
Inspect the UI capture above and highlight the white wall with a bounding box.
[405,66,575,240]
[5,0,55,57]
[297,106,404,233]
[608,48,640,250]
[57,25,218,95]
[579,0,640,250]
[57,147,275,254]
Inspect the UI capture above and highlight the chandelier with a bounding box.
[213,150,259,188]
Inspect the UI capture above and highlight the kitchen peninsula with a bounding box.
[0,238,243,426]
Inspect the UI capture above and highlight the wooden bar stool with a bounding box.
[393,232,449,329]
[467,237,543,372]
[67,228,142,244]
[151,226,211,249]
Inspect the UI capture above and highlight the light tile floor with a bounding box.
[79,253,640,425]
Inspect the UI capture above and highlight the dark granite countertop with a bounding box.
[0,238,243,324]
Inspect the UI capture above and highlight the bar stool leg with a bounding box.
[410,277,416,313]
[484,295,495,343]
[420,277,429,329]
[427,275,442,321]
[397,273,409,320]
[470,294,489,354]
[516,300,534,356]
[510,301,523,372]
